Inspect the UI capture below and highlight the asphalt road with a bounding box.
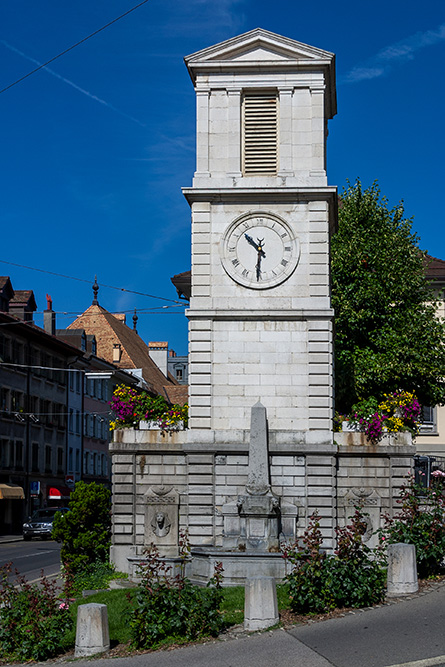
[288,585,445,667]
[0,539,62,583]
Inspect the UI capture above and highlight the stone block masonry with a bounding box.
[110,429,414,575]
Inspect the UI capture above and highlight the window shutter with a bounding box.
[243,93,278,175]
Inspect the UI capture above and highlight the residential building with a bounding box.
[0,279,139,534]
[67,281,178,398]
[167,349,188,385]
[415,255,445,460]
[0,289,82,532]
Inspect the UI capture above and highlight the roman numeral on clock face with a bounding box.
[232,258,240,266]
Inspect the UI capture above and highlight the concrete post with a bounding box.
[387,543,418,597]
[74,603,110,657]
[244,576,279,631]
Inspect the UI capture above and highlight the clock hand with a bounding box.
[256,238,266,259]
[256,239,266,281]
[245,233,259,251]
[255,254,262,281]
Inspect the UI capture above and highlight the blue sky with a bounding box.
[1,0,444,354]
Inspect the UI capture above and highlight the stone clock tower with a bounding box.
[181,29,338,553]
[183,28,337,441]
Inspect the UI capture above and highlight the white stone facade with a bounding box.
[184,29,337,439]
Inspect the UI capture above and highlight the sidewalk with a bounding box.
[0,534,23,544]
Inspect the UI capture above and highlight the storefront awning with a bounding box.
[0,484,25,500]
[48,486,71,500]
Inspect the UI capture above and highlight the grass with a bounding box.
[62,583,292,651]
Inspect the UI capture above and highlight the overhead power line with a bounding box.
[0,258,182,304]
[0,0,151,95]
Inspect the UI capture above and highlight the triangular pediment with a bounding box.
[185,28,334,66]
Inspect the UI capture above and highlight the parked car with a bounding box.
[23,507,69,540]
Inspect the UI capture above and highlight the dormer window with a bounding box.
[113,343,121,362]
[242,91,278,175]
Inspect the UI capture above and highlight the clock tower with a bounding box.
[183,28,337,549]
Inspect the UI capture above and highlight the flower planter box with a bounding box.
[342,421,359,432]
[139,421,184,431]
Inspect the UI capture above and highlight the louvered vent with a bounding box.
[243,93,278,175]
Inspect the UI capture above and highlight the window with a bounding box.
[69,409,74,433]
[75,410,81,435]
[1,439,9,468]
[0,336,11,362]
[242,92,278,175]
[0,387,9,412]
[15,441,23,469]
[11,391,23,412]
[176,367,183,381]
[84,452,89,475]
[75,449,80,473]
[45,445,52,472]
[419,406,437,434]
[32,443,39,471]
[57,447,63,472]
[29,395,39,418]
[68,447,73,473]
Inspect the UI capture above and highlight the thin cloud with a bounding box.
[341,22,445,84]
[163,0,246,36]
[1,40,146,126]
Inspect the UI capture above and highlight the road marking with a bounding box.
[27,571,61,585]
[384,656,445,667]
[8,550,54,560]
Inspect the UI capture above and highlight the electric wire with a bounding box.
[0,0,151,95]
[0,258,183,303]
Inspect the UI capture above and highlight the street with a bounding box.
[0,539,62,584]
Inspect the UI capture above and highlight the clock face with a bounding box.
[221,213,300,289]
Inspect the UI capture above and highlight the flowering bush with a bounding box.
[129,539,224,649]
[110,385,188,431]
[349,391,421,443]
[0,564,73,662]
[282,508,386,613]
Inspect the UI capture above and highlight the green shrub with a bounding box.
[67,560,126,596]
[52,481,111,578]
[283,508,386,613]
[129,544,224,649]
[0,563,73,662]
[379,474,445,578]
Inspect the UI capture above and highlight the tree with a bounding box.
[331,179,445,414]
[52,481,111,573]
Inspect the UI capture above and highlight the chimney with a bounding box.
[148,341,168,377]
[44,294,56,335]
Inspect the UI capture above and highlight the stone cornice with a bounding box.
[182,186,337,204]
[186,309,334,320]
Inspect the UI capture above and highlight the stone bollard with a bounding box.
[244,576,279,631]
[387,543,418,597]
[74,603,110,657]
